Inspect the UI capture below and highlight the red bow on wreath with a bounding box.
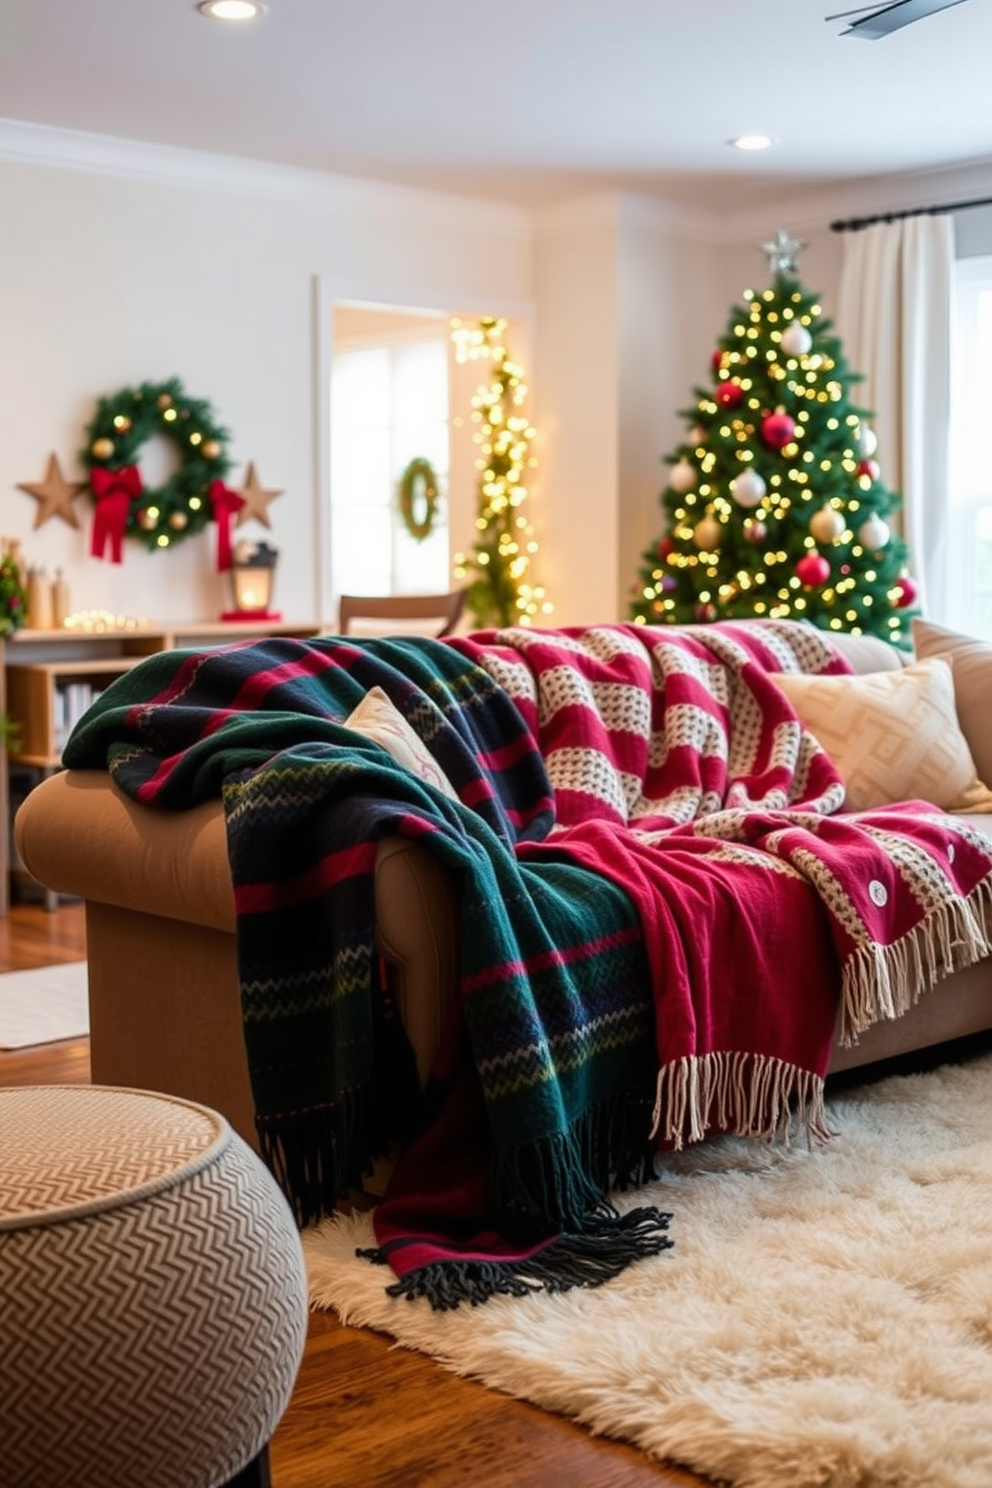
[90,465,143,564]
[209,479,246,572]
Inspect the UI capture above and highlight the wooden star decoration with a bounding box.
[761,227,807,276]
[234,461,284,529]
[17,453,87,529]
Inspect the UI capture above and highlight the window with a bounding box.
[949,256,992,639]
[330,326,450,605]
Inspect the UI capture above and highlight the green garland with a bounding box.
[397,456,440,543]
[81,377,232,551]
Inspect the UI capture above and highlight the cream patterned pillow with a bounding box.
[770,657,992,814]
[912,617,992,789]
[344,687,459,801]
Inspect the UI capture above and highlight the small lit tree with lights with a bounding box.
[630,230,919,646]
[451,316,551,629]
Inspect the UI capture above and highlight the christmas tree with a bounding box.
[630,230,918,646]
[451,316,551,629]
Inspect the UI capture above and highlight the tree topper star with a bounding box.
[761,228,806,276]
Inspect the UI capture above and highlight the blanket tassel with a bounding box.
[357,1204,674,1311]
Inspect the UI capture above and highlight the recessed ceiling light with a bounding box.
[197,0,267,20]
[730,134,775,152]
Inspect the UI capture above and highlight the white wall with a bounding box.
[0,124,531,629]
[532,195,622,625]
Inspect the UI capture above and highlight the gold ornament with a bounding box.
[138,509,158,531]
[112,414,132,432]
[169,511,189,531]
[693,515,722,550]
[157,393,173,409]
[202,439,222,460]
[91,437,115,460]
[809,505,845,544]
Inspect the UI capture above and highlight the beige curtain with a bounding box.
[836,215,955,621]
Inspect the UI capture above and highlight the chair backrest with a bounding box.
[337,590,466,639]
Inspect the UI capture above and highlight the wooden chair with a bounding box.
[337,590,466,638]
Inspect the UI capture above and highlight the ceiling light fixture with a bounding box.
[196,0,267,20]
[730,134,775,152]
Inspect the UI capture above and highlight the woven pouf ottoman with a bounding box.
[0,1085,309,1488]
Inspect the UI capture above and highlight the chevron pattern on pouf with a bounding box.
[0,1086,308,1488]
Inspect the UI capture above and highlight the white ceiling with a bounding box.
[2,0,991,212]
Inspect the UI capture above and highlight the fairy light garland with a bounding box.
[450,316,551,629]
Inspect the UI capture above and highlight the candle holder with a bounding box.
[222,539,281,621]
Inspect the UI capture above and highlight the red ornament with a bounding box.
[893,575,918,609]
[711,348,725,370]
[761,411,796,449]
[657,537,673,561]
[796,552,831,587]
[857,458,881,482]
[715,381,744,409]
[696,602,718,622]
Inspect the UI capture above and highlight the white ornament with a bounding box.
[730,469,766,508]
[858,515,891,550]
[809,505,845,543]
[857,426,878,458]
[780,322,812,357]
[693,515,722,550]
[669,458,697,494]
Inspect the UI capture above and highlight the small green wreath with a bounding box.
[397,456,440,543]
[81,377,232,554]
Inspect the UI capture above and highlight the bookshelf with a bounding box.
[3,619,324,912]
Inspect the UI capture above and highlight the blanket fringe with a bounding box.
[650,1050,830,1150]
[257,1083,385,1228]
[490,1088,658,1238]
[358,1204,674,1311]
[839,872,992,1047]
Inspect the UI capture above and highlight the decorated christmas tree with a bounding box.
[630,230,918,646]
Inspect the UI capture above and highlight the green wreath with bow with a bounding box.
[397,456,440,543]
[81,377,234,559]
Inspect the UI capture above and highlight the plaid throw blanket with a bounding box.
[64,621,992,1307]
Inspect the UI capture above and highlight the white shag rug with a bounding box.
[0,962,89,1049]
[305,1050,992,1488]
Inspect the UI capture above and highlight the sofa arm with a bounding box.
[14,770,460,1090]
[15,771,234,931]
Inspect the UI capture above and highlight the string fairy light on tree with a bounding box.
[450,315,551,629]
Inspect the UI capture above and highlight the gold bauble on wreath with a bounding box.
[91,437,115,460]
[397,456,440,542]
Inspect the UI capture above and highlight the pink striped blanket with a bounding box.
[451,620,992,1149]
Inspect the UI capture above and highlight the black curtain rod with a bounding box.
[830,193,992,232]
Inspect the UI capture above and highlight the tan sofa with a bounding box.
[13,623,992,1152]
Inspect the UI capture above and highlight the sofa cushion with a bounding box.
[344,687,459,801]
[770,656,992,814]
[912,618,992,788]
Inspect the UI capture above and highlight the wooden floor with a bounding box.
[0,898,709,1488]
